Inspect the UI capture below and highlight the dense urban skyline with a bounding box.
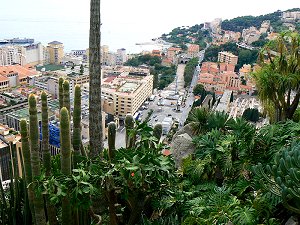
[1,1,299,52]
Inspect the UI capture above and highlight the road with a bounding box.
[104,50,206,148]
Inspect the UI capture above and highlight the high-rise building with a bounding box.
[47,41,64,65]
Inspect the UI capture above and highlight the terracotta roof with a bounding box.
[0,75,9,82]
[0,65,38,79]
[188,44,200,52]
[104,76,117,83]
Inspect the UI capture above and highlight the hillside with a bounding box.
[160,8,300,48]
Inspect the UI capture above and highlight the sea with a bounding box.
[0,19,172,54]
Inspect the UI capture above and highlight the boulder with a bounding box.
[172,123,194,141]
[171,133,195,167]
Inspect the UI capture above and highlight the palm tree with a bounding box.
[186,107,210,134]
[89,0,103,157]
[253,32,300,122]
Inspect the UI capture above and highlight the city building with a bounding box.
[0,65,39,90]
[214,90,232,112]
[116,48,127,65]
[242,26,261,44]
[0,38,46,66]
[210,18,222,34]
[47,41,64,65]
[0,123,24,180]
[187,44,200,58]
[218,51,238,65]
[198,61,252,95]
[259,20,271,33]
[102,73,153,118]
[281,11,300,22]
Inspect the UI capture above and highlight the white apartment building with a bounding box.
[0,43,44,66]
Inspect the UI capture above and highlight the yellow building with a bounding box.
[102,74,153,118]
[47,41,64,65]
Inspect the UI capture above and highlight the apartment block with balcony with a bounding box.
[218,51,238,65]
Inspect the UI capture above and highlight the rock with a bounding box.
[286,216,299,225]
[172,123,194,141]
[171,133,195,167]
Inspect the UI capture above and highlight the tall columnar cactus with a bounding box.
[20,119,35,221]
[41,92,51,176]
[108,122,116,160]
[254,142,300,214]
[59,77,64,110]
[73,85,82,167]
[153,123,163,144]
[125,114,135,148]
[60,107,72,225]
[28,94,47,225]
[41,92,58,225]
[63,80,71,118]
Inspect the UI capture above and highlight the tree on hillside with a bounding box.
[193,84,205,96]
[89,0,103,156]
[253,32,300,122]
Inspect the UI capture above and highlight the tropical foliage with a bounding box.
[253,32,300,122]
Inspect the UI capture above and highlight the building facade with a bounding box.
[218,51,238,65]
[102,74,153,118]
[47,41,64,65]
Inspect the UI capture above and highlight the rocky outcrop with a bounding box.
[172,123,194,140]
[171,132,195,167]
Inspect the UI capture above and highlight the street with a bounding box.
[104,55,204,149]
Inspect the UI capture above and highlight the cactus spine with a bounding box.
[153,123,162,144]
[63,80,71,118]
[125,114,135,148]
[73,85,82,167]
[60,107,72,225]
[59,77,64,110]
[28,94,46,225]
[108,122,116,160]
[20,120,35,222]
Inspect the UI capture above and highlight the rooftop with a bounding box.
[48,41,63,45]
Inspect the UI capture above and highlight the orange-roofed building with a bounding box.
[0,75,9,92]
[0,65,39,90]
[167,47,181,64]
[187,44,200,58]
[151,50,161,57]
[162,58,172,67]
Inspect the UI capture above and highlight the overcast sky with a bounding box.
[1,0,299,52]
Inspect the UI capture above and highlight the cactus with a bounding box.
[253,141,300,214]
[60,107,72,225]
[153,123,162,144]
[108,122,116,160]
[59,77,64,110]
[20,120,35,223]
[63,80,71,118]
[41,92,51,176]
[41,92,58,225]
[125,114,135,148]
[73,85,82,167]
[28,94,47,225]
